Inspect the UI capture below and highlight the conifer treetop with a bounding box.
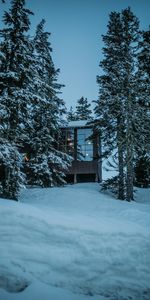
[2,0,33,32]
[75,96,92,120]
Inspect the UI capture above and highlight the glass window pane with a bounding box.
[77,128,93,161]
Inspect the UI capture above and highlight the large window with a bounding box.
[77,128,93,161]
[61,127,93,161]
[61,128,74,157]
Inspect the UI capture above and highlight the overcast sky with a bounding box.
[0,0,150,109]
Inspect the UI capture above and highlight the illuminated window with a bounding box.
[62,128,74,156]
[77,128,93,161]
[61,127,93,161]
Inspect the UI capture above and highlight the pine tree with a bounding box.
[121,8,141,201]
[67,106,76,121]
[25,19,71,187]
[95,8,141,201]
[134,28,150,187]
[75,96,92,120]
[95,11,126,199]
[137,28,150,149]
[0,0,34,199]
[0,0,34,141]
[0,138,25,200]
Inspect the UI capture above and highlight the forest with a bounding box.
[0,0,149,201]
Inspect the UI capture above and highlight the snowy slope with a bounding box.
[0,183,150,300]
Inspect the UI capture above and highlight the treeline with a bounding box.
[0,0,71,200]
[0,2,149,202]
[95,7,150,201]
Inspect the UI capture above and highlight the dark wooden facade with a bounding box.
[61,120,102,183]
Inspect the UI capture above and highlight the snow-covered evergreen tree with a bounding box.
[136,28,150,149]
[96,11,126,200]
[95,8,141,201]
[67,106,76,121]
[121,8,140,201]
[134,27,150,187]
[25,19,72,187]
[0,0,34,141]
[0,0,34,199]
[75,97,92,120]
[0,138,25,200]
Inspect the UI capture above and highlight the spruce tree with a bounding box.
[121,8,140,201]
[0,0,34,142]
[25,19,71,187]
[95,11,126,199]
[95,8,141,201]
[0,138,25,200]
[134,28,150,187]
[0,0,34,199]
[137,28,150,150]
[75,96,92,120]
[67,106,76,121]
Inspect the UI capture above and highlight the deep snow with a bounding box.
[0,183,150,300]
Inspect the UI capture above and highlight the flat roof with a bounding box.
[62,120,92,128]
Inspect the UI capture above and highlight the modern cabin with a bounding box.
[61,120,102,183]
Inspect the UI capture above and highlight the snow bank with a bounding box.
[0,183,150,300]
[0,281,107,300]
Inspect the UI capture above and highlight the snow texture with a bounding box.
[0,183,150,300]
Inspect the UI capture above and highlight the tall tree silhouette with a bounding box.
[95,8,142,201]
[25,19,71,187]
[75,97,92,120]
[0,0,34,199]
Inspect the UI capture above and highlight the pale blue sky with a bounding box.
[0,0,150,109]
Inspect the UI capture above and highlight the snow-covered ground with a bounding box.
[0,183,150,300]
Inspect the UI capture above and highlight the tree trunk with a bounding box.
[118,145,125,199]
[126,91,134,201]
[117,117,125,200]
[126,148,134,201]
